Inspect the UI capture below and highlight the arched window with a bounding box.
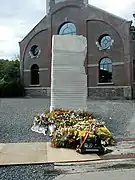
[58,22,76,35]
[99,57,112,83]
[31,64,39,85]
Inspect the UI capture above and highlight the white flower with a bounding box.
[40,113,45,117]
[40,113,45,119]
[34,117,38,121]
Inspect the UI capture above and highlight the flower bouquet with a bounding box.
[32,109,115,149]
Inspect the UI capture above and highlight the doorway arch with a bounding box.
[31,64,39,85]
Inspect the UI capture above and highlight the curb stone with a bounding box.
[54,158,135,166]
[53,158,135,175]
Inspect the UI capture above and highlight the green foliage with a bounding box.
[0,59,20,83]
[0,58,25,97]
[0,82,8,97]
[2,82,25,97]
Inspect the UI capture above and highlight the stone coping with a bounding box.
[0,142,100,166]
[1,139,135,166]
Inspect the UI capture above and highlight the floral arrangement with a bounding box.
[33,109,115,149]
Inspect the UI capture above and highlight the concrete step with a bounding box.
[0,142,99,165]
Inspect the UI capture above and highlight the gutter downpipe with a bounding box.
[129,23,134,100]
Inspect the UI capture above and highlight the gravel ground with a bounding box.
[0,98,50,143]
[0,164,57,180]
[87,100,135,138]
[0,98,135,143]
[1,98,135,180]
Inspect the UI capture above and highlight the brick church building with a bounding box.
[19,0,135,99]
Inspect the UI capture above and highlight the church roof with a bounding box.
[19,15,48,44]
[20,2,130,44]
[87,4,128,22]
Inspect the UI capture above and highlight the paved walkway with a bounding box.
[0,142,100,165]
[1,139,135,165]
[54,169,135,180]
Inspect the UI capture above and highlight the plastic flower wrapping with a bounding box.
[32,109,115,149]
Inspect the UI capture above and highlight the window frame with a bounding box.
[99,57,113,84]
[29,45,41,58]
[58,22,77,35]
[96,34,114,51]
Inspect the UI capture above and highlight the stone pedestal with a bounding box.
[50,35,87,111]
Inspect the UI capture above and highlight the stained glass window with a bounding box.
[58,22,76,35]
[99,35,112,49]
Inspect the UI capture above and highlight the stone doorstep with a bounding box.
[1,139,135,166]
[0,142,100,166]
[0,142,47,166]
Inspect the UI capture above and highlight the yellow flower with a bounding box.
[79,131,87,137]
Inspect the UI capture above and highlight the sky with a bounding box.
[0,0,135,60]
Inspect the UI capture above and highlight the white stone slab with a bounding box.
[51,68,86,74]
[51,75,87,83]
[50,35,87,111]
[52,35,87,53]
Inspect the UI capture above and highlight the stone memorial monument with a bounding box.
[50,35,87,111]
